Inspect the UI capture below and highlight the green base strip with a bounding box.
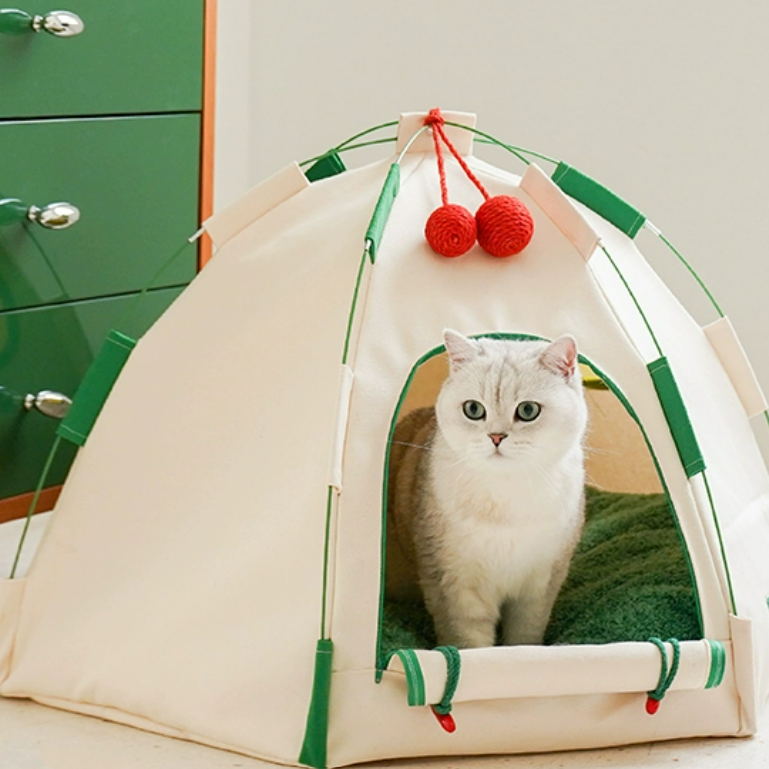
[647,358,706,478]
[600,245,663,358]
[299,639,334,769]
[305,152,346,183]
[364,162,400,262]
[56,330,137,447]
[705,639,727,689]
[553,163,646,238]
[383,649,426,706]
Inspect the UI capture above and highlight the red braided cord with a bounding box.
[426,109,450,206]
[425,109,490,201]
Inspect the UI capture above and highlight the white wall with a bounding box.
[215,1,769,424]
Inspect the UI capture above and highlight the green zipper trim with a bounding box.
[341,249,369,365]
[647,358,706,478]
[374,333,703,674]
[319,487,334,637]
[384,649,426,706]
[701,471,738,615]
[552,163,646,238]
[299,639,334,769]
[600,244,663,358]
[705,639,727,689]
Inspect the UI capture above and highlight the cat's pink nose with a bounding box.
[489,433,508,447]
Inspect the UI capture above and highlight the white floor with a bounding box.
[0,514,767,769]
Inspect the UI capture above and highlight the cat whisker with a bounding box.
[389,440,433,451]
[527,460,564,499]
[582,445,620,458]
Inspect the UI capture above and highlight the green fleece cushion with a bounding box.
[381,486,701,655]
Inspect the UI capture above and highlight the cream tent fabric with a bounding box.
[0,111,768,767]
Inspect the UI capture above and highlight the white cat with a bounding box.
[386,330,588,648]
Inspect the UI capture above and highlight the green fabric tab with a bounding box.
[305,152,346,183]
[56,330,136,447]
[364,162,400,263]
[705,639,726,689]
[552,163,646,238]
[647,358,706,477]
[299,639,334,769]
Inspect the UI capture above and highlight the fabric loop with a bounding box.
[647,637,681,703]
[432,645,461,715]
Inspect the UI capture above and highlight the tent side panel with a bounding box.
[0,159,392,764]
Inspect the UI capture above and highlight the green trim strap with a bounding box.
[385,649,427,706]
[305,152,346,183]
[705,639,727,689]
[299,639,334,769]
[56,330,137,447]
[553,163,646,239]
[364,162,400,262]
[647,358,706,478]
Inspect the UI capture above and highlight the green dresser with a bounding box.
[0,0,211,515]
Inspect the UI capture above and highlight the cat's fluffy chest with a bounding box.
[429,454,583,597]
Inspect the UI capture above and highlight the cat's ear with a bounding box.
[540,335,578,380]
[443,329,478,370]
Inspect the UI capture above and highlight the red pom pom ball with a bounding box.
[425,204,477,258]
[476,195,534,257]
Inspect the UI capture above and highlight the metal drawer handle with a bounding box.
[0,8,84,37]
[0,198,80,230]
[24,389,72,419]
[28,201,80,229]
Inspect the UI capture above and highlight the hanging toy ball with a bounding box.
[425,203,477,258]
[475,195,534,258]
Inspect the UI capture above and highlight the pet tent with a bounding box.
[0,110,768,767]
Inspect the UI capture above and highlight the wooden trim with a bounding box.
[0,485,61,525]
[199,0,217,269]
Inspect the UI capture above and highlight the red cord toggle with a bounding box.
[431,706,457,733]
[645,696,661,715]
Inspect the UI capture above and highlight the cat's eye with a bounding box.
[462,400,487,421]
[516,401,541,422]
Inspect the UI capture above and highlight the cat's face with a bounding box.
[435,331,588,469]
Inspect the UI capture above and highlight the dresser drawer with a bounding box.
[0,114,199,312]
[0,0,203,118]
[0,286,183,499]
